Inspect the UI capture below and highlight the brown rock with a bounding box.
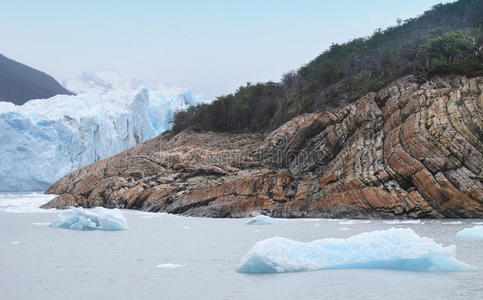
[43,75,483,218]
[41,194,87,209]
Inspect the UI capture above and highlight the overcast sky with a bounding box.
[1,0,451,99]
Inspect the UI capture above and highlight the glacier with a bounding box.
[456,226,483,240]
[0,192,56,213]
[0,69,205,191]
[50,207,129,231]
[246,215,276,225]
[237,228,475,273]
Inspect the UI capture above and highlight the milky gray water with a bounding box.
[0,193,482,300]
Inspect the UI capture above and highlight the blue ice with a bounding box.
[50,207,129,231]
[237,228,474,273]
[456,226,483,240]
[246,215,276,225]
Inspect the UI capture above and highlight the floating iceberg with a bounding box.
[456,226,483,240]
[339,220,372,225]
[155,263,187,269]
[0,69,206,191]
[237,228,474,273]
[50,207,129,231]
[383,220,422,225]
[247,215,276,225]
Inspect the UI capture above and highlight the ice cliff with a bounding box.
[0,69,205,191]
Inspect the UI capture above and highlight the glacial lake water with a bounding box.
[0,193,482,300]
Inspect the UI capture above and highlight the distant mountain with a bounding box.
[0,54,73,105]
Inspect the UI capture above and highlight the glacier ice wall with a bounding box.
[0,70,205,191]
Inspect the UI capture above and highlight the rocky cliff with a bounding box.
[44,75,483,218]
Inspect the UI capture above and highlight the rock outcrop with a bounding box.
[43,75,483,218]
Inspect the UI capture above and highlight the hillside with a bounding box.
[172,0,483,133]
[44,75,483,218]
[42,0,483,218]
[0,54,73,105]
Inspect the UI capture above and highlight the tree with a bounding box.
[469,28,483,62]
[424,30,471,63]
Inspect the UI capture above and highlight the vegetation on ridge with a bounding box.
[172,0,483,134]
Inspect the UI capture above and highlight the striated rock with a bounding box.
[44,75,483,218]
[41,194,87,209]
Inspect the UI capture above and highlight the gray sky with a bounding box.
[1,0,450,99]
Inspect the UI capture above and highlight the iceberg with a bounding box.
[155,263,187,269]
[246,215,276,225]
[237,228,474,273]
[0,69,206,191]
[456,226,483,240]
[50,207,129,231]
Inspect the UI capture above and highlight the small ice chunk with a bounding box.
[383,220,422,225]
[156,263,186,269]
[456,226,483,240]
[247,215,275,225]
[11,241,20,245]
[237,228,474,273]
[32,222,50,226]
[50,207,128,231]
[441,221,463,225]
[339,220,372,225]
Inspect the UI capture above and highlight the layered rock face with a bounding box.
[44,75,483,218]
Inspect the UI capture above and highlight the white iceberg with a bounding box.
[237,228,474,273]
[50,207,129,231]
[456,226,483,240]
[155,263,187,269]
[383,220,422,225]
[339,220,372,225]
[441,221,463,225]
[0,69,206,191]
[247,215,276,225]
